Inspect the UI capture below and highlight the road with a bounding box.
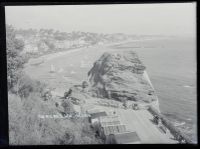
[83,97,178,144]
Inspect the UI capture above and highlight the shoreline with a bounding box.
[27,38,171,64]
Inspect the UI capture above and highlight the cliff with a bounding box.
[87,50,158,104]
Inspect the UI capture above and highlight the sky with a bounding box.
[5,3,196,37]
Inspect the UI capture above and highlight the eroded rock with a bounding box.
[87,50,156,103]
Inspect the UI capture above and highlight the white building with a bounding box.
[23,44,38,53]
[38,42,49,52]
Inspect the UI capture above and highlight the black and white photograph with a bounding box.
[5,3,197,144]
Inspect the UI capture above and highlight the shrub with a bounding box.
[13,74,46,98]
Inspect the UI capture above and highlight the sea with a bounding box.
[112,36,197,142]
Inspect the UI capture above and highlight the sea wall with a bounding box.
[145,72,194,144]
[148,106,194,144]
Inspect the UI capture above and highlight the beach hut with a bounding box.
[114,132,141,144]
[102,124,126,135]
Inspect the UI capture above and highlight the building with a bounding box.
[89,111,107,124]
[89,111,142,144]
[23,44,38,53]
[99,115,121,127]
[102,124,126,135]
[114,132,141,144]
[54,40,71,49]
[38,42,49,52]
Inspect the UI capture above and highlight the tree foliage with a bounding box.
[6,25,26,90]
[61,99,75,115]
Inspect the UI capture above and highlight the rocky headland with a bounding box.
[68,50,159,110]
[87,51,157,102]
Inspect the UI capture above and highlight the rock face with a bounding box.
[87,50,156,103]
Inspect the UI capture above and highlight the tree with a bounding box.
[6,25,26,90]
[61,99,74,115]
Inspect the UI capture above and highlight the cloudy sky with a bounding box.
[5,3,196,37]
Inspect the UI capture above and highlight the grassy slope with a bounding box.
[8,89,102,145]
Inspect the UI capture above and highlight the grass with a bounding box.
[8,76,103,145]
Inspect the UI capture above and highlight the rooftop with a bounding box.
[114,131,141,144]
[90,111,107,119]
[85,100,178,143]
[103,124,126,135]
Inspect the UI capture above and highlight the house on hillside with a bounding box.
[15,34,24,40]
[54,40,71,49]
[38,42,49,52]
[23,44,38,53]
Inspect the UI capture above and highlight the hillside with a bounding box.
[15,29,131,56]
